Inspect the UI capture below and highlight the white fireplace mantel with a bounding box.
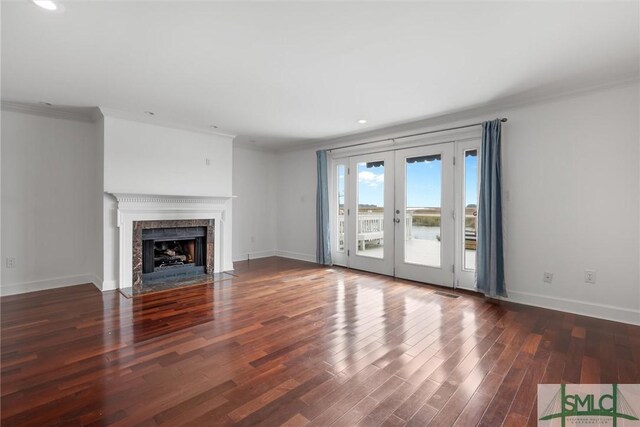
[108,192,234,289]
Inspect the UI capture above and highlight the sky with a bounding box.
[344,153,478,208]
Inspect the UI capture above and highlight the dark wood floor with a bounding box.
[2,257,639,426]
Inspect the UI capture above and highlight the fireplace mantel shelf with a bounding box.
[109,193,237,205]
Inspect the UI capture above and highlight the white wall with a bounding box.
[95,117,105,284]
[275,149,318,263]
[274,82,640,324]
[232,145,278,261]
[101,115,235,290]
[1,110,102,295]
[103,116,232,197]
[499,82,639,324]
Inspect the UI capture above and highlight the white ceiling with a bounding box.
[2,1,639,149]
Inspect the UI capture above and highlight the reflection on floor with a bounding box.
[1,257,638,426]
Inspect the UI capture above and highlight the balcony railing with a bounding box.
[336,209,477,251]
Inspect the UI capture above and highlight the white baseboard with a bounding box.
[432,283,639,326]
[275,250,316,263]
[453,284,639,325]
[233,250,277,262]
[0,274,102,296]
[504,290,640,326]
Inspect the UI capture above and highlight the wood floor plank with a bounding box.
[359,381,417,426]
[227,378,299,422]
[1,257,638,426]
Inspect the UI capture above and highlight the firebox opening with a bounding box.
[153,239,196,269]
[141,226,207,284]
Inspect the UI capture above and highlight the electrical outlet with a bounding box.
[585,270,596,284]
[5,257,16,269]
[543,272,553,284]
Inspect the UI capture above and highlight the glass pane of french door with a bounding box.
[455,139,481,290]
[404,153,442,267]
[463,149,478,270]
[395,143,454,287]
[348,152,395,276]
[331,159,349,267]
[356,160,385,258]
[336,164,346,254]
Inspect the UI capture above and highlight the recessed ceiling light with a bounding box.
[210,125,218,129]
[31,0,58,11]
[357,119,367,124]
[144,111,155,116]
[39,101,53,106]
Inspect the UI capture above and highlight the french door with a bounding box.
[331,139,480,290]
[394,143,454,286]
[346,152,395,276]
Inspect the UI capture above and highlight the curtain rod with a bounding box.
[327,118,508,152]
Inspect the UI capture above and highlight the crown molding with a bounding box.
[0,102,237,139]
[99,107,236,139]
[232,139,277,153]
[274,74,640,154]
[1,101,99,123]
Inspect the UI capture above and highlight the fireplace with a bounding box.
[141,226,207,283]
[108,193,233,294]
[132,219,214,293]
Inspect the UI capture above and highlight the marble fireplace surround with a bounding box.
[110,193,232,291]
[132,219,214,293]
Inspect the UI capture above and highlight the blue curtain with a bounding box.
[476,119,506,297]
[316,150,332,265]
